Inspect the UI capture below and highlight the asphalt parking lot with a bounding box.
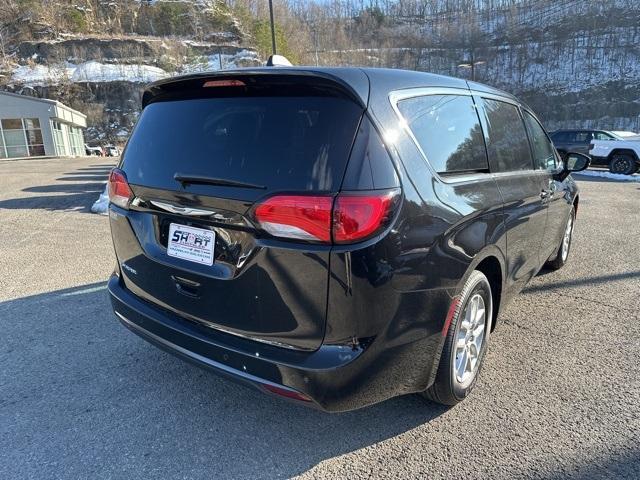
[1,157,639,479]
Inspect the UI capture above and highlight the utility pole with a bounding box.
[268,0,277,55]
[458,58,485,81]
[313,28,319,66]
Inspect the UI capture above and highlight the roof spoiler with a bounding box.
[141,69,368,109]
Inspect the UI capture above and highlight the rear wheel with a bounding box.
[609,154,636,175]
[422,270,493,405]
[546,206,575,271]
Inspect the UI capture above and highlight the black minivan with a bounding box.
[107,67,589,411]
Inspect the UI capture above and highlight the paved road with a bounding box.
[1,158,638,479]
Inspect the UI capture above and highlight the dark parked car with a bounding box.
[549,129,620,160]
[107,68,589,411]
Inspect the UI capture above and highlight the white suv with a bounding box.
[589,137,640,175]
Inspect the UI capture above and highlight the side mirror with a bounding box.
[556,152,590,180]
[565,152,590,172]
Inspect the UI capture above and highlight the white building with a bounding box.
[0,91,87,159]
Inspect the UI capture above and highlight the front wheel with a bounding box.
[422,270,493,405]
[609,154,636,175]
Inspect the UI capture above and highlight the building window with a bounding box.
[24,118,44,157]
[0,118,45,158]
[52,121,68,156]
[0,127,5,159]
[1,119,28,158]
[67,126,84,156]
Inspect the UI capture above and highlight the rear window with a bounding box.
[122,96,363,193]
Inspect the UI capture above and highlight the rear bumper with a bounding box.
[108,275,435,412]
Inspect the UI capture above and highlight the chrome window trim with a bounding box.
[470,90,520,106]
[389,86,473,104]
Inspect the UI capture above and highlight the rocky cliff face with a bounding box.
[1,1,262,143]
[3,36,260,142]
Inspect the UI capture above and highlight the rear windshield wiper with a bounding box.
[174,173,266,190]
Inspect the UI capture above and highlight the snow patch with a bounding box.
[574,170,640,182]
[91,184,109,215]
[11,61,168,85]
[72,61,168,83]
[11,64,75,86]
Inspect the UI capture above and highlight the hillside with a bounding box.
[290,0,640,131]
[1,0,639,140]
[0,0,262,142]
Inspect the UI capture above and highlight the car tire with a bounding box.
[422,270,493,406]
[609,154,636,175]
[546,206,575,271]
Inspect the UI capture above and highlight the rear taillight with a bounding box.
[252,189,400,244]
[254,195,333,242]
[333,190,399,243]
[108,168,133,209]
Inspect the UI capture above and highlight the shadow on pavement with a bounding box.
[0,283,447,479]
[0,163,112,214]
[544,450,640,479]
[573,172,639,183]
[527,270,640,292]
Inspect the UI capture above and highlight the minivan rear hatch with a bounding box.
[110,71,368,350]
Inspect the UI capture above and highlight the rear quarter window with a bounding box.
[396,94,488,174]
[122,96,363,193]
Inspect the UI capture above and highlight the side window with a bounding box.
[397,94,488,174]
[479,98,533,172]
[561,131,575,142]
[574,132,593,143]
[523,111,556,171]
[594,131,614,140]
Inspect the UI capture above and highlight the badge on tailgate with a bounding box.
[167,223,215,266]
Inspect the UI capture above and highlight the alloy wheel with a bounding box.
[611,157,633,174]
[454,293,487,386]
[561,215,573,262]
